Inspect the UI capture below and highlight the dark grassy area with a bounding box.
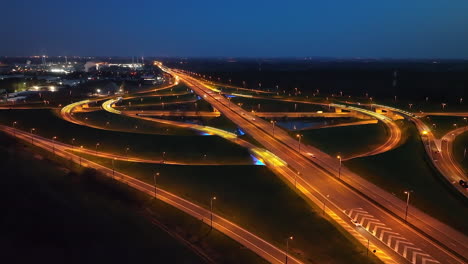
[0,133,267,264]
[346,121,468,234]
[230,97,325,112]
[299,121,388,158]
[122,93,196,105]
[73,110,198,136]
[372,98,468,113]
[453,131,468,172]
[120,98,213,112]
[0,109,253,164]
[163,115,240,134]
[75,154,383,264]
[421,115,468,138]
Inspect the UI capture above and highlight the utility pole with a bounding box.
[404,191,413,222]
[153,172,159,198]
[285,236,293,264]
[30,128,35,145]
[337,155,342,179]
[12,121,17,137]
[210,196,216,230]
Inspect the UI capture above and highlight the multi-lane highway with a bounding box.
[0,124,302,264]
[371,104,468,198]
[169,67,468,264]
[440,126,468,191]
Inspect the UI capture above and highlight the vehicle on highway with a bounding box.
[351,219,361,227]
[460,180,468,190]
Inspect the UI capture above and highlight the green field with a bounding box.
[230,97,325,112]
[298,121,388,158]
[0,109,253,164]
[453,131,468,172]
[120,98,213,112]
[346,121,468,234]
[73,110,198,136]
[422,115,468,138]
[119,93,198,106]
[343,97,468,113]
[0,133,267,264]
[75,153,383,264]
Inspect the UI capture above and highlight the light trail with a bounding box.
[170,67,468,264]
[0,125,302,264]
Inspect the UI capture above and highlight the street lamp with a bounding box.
[285,236,293,264]
[162,151,166,163]
[79,146,83,167]
[296,134,302,153]
[112,158,116,179]
[404,190,413,222]
[295,171,299,189]
[30,128,36,145]
[71,138,76,146]
[210,196,216,230]
[337,155,342,179]
[12,121,17,137]
[125,147,130,158]
[271,120,277,137]
[153,172,159,198]
[95,143,100,154]
[52,136,57,156]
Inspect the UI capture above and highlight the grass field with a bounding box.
[421,115,468,138]
[119,98,213,112]
[0,133,267,264]
[343,97,468,113]
[123,93,196,105]
[73,110,198,135]
[230,97,325,112]
[346,121,468,234]
[74,153,383,264]
[0,109,253,164]
[298,121,388,158]
[453,131,468,172]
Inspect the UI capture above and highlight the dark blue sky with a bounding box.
[2,0,468,58]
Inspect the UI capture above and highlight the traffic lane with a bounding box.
[179,73,468,262]
[3,127,303,264]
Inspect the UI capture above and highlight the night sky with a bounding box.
[2,0,468,58]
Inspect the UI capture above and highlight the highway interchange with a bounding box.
[1,63,467,264]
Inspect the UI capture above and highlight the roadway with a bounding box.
[170,68,468,264]
[416,112,468,117]
[371,104,468,198]
[440,126,468,193]
[0,125,302,264]
[210,89,401,159]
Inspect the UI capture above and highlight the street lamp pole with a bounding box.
[210,196,216,230]
[337,156,342,179]
[95,143,100,154]
[295,171,299,189]
[112,158,115,179]
[285,236,293,264]
[153,172,159,198]
[12,121,17,137]
[30,128,35,145]
[296,134,302,153]
[52,136,57,156]
[271,120,276,137]
[79,146,83,167]
[404,190,412,222]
